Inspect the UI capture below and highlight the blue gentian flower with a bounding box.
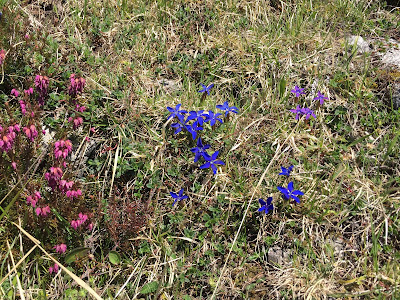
[290,106,316,120]
[290,105,303,120]
[279,165,293,176]
[258,197,273,214]
[191,138,211,162]
[313,91,328,105]
[198,83,214,95]
[171,122,184,134]
[290,86,306,97]
[185,122,203,140]
[199,150,225,175]
[302,107,316,120]
[203,110,223,126]
[167,104,187,122]
[216,101,239,116]
[170,189,188,206]
[186,110,205,126]
[277,182,304,203]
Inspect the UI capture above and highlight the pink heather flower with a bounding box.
[71,220,79,230]
[26,196,37,207]
[11,162,17,170]
[0,49,5,65]
[24,34,29,39]
[11,89,20,97]
[26,191,41,208]
[54,139,73,160]
[59,180,74,193]
[35,207,42,216]
[30,111,35,117]
[45,167,63,190]
[90,127,96,133]
[69,117,83,129]
[66,189,82,199]
[85,136,89,142]
[35,205,50,216]
[34,75,49,106]
[19,100,27,115]
[54,243,67,254]
[76,104,86,112]
[49,263,59,274]
[71,213,88,230]
[24,87,34,96]
[0,126,18,153]
[42,129,46,134]
[68,74,86,97]
[41,206,51,216]
[23,125,38,142]
[78,213,88,223]
[14,124,20,132]
[87,223,93,231]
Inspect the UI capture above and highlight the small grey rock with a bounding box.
[268,246,290,265]
[382,49,400,69]
[346,35,371,53]
[389,82,400,110]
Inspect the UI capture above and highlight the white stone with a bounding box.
[346,35,371,53]
[381,49,400,69]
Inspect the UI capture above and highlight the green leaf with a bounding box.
[140,281,159,294]
[279,77,286,98]
[108,251,121,265]
[65,247,90,264]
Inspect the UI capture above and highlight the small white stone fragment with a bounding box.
[346,35,371,53]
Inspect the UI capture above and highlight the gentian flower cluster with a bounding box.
[0,124,20,153]
[68,74,86,98]
[167,83,240,206]
[167,86,238,174]
[0,49,5,65]
[34,75,49,106]
[257,165,304,215]
[290,106,316,120]
[289,86,328,121]
[167,101,235,175]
